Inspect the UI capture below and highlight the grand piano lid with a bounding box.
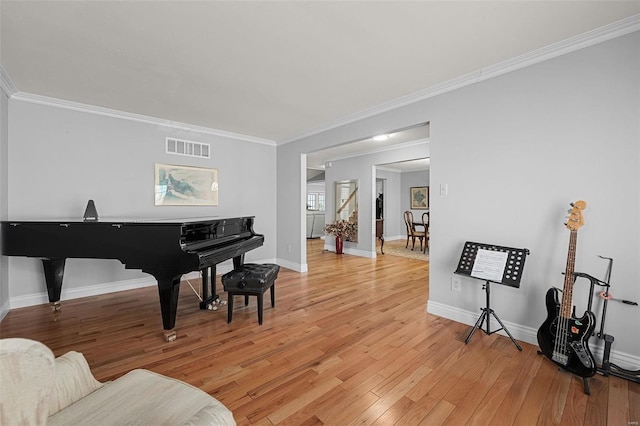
[1,216,255,225]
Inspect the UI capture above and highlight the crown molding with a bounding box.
[326,139,429,165]
[280,14,640,145]
[376,164,428,173]
[0,65,18,98]
[10,92,276,146]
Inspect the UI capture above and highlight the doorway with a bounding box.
[301,123,430,268]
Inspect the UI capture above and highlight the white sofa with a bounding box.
[0,338,236,425]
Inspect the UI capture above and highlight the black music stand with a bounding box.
[455,241,530,351]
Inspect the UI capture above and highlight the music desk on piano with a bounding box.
[1,216,264,342]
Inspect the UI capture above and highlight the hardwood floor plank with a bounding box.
[276,385,348,426]
[360,363,433,423]
[418,399,456,426]
[536,367,573,425]
[629,381,640,426]
[489,349,544,425]
[466,345,538,426]
[266,376,343,424]
[607,376,630,426]
[234,370,319,421]
[397,373,461,424]
[582,374,608,426]
[557,375,590,425]
[371,396,415,425]
[0,238,634,425]
[441,348,509,425]
[513,357,557,425]
[320,390,379,425]
[316,379,381,424]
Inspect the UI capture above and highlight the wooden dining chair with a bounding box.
[421,211,429,253]
[404,210,426,251]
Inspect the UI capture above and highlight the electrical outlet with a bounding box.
[451,276,462,292]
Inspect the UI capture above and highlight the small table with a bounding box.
[376,219,384,254]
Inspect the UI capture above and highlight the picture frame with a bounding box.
[410,186,429,210]
[154,163,219,206]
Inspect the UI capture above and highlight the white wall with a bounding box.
[277,32,640,366]
[0,88,9,320]
[5,100,277,306]
[427,32,640,367]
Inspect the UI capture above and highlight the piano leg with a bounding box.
[200,266,221,310]
[157,276,181,342]
[42,258,65,312]
[233,254,245,269]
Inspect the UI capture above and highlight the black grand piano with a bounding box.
[1,216,264,341]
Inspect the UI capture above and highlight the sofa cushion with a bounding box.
[49,351,104,416]
[183,404,239,426]
[47,369,235,425]
[0,338,55,426]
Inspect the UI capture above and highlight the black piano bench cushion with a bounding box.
[222,263,280,325]
[222,263,280,292]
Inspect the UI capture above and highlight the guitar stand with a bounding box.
[600,335,640,383]
[464,280,523,351]
[549,258,640,395]
[576,257,640,384]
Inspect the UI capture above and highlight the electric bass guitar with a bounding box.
[537,200,597,378]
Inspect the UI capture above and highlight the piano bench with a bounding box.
[222,263,280,325]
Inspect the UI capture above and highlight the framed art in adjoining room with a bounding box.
[410,186,429,210]
[154,163,219,206]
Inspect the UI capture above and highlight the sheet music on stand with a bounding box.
[455,241,529,351]
[455,241,529,288]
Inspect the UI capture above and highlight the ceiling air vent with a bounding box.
[166,137,210,159]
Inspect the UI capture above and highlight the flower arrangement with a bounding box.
[324,220,358,241]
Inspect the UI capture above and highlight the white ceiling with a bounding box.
[2,1,639,146]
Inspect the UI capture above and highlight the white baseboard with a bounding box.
[589,339,640,373]
[0,298,10,323]
[427,300,640,373]
[346,247,375,258]
[427,300,539,345]
[7,258,277,310]
[321,243,376,259]
[276,258,307,273]
[9,276,159,309]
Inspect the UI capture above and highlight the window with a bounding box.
[307,192,325,211]
[307,194,317,210]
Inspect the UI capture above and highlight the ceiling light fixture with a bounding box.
[373,134,389,141]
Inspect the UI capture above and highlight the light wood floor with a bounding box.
[1,239,638,425]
